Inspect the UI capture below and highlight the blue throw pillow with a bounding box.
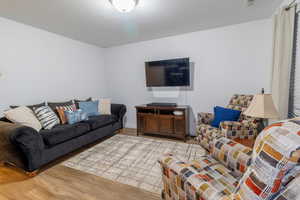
[78,101,99,117]
[211,106,241,128]
[65,109,89,125]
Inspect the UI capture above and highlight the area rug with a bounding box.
[62,134,207,194]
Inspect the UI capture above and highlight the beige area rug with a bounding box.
[62,134,207,194]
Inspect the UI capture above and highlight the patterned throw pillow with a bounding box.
[56,104,77,124]
[33,106,60,130]
[234,120,300,200]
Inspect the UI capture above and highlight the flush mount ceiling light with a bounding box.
[109,0,138,13]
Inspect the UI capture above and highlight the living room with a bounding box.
[0,0,299,200]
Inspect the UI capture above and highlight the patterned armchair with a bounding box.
[197,94,262,150]
[159,119,300,200]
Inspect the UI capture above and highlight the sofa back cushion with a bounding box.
[10,102,46,111]
[234,120,300,200]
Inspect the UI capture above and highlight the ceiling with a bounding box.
[0,0,283,48]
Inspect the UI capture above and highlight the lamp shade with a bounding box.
[243,94,279,119]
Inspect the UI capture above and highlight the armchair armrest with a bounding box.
[220,120,259,139]
[197,112,214,125]
[158,153,232,200]
[211,137,252,178]
[10,126,45,172]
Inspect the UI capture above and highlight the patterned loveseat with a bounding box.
[197,94,262,150]
[159,119,300,200]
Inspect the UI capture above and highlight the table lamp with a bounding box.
[243,89,279,127]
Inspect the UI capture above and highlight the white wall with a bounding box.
[0,17,107,114]
[104,19,273,131]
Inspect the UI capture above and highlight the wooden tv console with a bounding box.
[135,105,189,141]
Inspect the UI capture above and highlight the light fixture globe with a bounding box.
[109,0,138,13]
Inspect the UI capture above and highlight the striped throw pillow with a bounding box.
[56,104,77,124]
[33,106,60,129]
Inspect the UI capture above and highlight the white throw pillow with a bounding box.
[93,98,111,115]
[4,106,42,131]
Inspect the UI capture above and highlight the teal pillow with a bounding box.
[78,101,99,117]
[211,106,241,128]
[65,109,88,125]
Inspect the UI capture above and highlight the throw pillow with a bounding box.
[65,109,88,125]
[74,98,92,109]
[211,106,241,128]
[78,101,99,117]
[4,106,42,131]
[99,98,111,115]
[33,106,60,130]
[56,104,77,124]
[48,101,74,115]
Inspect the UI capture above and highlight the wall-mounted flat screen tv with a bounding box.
[145,58,190,87]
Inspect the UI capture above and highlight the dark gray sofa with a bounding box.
[0,103,126,172]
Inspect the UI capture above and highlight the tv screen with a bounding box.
[145,58,190,87]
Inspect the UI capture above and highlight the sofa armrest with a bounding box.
[111,104,126,121]
[211,137,252,178]
[10,126,45,172]
[220,120,259,139]
[197,112,214,125]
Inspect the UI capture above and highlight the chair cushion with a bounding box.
[40,123,90,146]
[83,115,118,130]
[211,106,241,128]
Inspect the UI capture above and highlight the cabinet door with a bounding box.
[137,114,145,133]
[144,115,159,133]
[159,115,174,134]
[174,117,185,136]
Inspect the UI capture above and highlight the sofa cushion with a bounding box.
[40,123,90,146]
[84,115,117,130]
[10,102,46,111]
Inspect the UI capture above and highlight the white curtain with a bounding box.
[271,6,296,119]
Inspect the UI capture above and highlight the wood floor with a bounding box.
[0,129,161,200]
[0,165,160,200]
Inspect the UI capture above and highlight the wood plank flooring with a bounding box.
[0,165,160,200]
[0,129,161,200]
